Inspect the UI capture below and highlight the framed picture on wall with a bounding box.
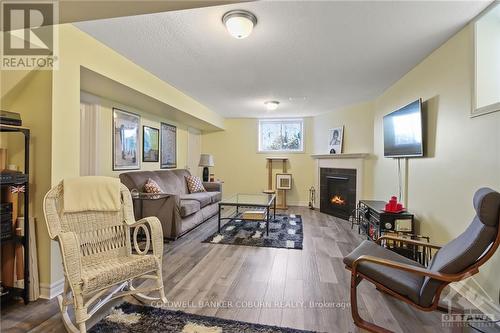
[276,173,292,190]
[328,126,344,154]
[112,108,140,170]
[143,126,159,162]
[160,122,177,169]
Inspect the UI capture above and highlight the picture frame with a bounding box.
[160,122,177,169]
[112,108,140,170]
[142,126,159,162]
[328,126,344,154]
[276,173,292,190]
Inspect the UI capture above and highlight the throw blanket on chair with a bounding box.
[63,176,121,212]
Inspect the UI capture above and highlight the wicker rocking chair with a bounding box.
[44,180,167,333]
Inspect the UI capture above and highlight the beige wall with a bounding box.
[202,118,315,206]
[203,104,376,207]
[42,24,224,286]
[312,101,374,155]
[82,94,190,177]
[52,24,224,185]
[372,25,500,304]
[1,70,53,285]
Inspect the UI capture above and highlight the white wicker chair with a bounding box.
[43,181,167,333]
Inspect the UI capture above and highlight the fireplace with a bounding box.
[320,168,356,219]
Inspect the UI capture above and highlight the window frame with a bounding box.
[472,2,500,117]
[258,118,305,153]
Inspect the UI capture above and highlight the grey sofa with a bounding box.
[119,169,221,239]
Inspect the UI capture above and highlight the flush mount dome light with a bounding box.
[264,101,280,111]
[222,10,257,39]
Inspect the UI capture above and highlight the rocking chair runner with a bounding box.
[344,187,500,333]
[44,179,167,333]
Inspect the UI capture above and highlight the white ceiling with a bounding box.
[75,0,491,118]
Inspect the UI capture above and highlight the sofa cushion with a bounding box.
[344,240,424,304]
[143,178,163,194]
[180,193,212,208]
[186,175,206,193]
[206,191,222,204]
[180,200,201,217]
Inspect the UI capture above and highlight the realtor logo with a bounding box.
[1,1,58,69]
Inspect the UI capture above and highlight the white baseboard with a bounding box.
[39,278,64,299]
[287,201,309,207]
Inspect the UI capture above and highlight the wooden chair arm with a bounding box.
[376,235,442,249]
[352,255,478,282]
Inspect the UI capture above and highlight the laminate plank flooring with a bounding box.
[1,207,474,333]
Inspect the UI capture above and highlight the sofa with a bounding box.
[119,169,221,239]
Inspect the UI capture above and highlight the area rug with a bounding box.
[202,214,303,250]
[90,302,316,333]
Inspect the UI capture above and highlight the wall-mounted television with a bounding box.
[383,99,424,158]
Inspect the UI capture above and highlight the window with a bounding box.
[258,119,304,152]
[473,2,500,117]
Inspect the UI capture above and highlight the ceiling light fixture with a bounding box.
[222,10,257,39]
[264,101,280,111]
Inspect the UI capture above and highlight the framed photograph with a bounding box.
[160,122,177,169]
[143,126,159,162]
[328,126,344,154]
[276,173,292,190]
[113,108,140,170]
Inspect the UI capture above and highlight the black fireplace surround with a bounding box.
[320,168,356,220]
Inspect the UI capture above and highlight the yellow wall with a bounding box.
[85,94,190,177]
[44,24,223,286]
[52,24,223,185]
[202,118,315,206]
[312,101,374,155]
[372,25,500,304]
[1,70,53,285]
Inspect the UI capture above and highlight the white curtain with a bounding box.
[80,102,100,176]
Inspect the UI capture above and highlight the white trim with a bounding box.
[315,156,366,210]
[287,201,309,207]
[39,278,64,299]
[311,153,370,159]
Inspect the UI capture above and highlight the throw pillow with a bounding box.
[143,178,162,194]
[186,175,206,193]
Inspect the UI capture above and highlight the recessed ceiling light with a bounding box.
[222,10,257,39]
[264,101,280,111]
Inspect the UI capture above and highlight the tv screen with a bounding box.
[383,99,424,158]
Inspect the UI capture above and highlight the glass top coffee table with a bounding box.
[218,193,276,236]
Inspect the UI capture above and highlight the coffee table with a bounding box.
[218,193,276,236]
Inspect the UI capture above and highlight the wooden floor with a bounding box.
[1,207,473,332]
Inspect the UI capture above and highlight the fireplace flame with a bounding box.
[331,195,346,205]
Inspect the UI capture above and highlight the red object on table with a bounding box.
[385,196,404,212]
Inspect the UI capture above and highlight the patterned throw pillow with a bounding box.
[186,175,206,193]
[143,178,162,194]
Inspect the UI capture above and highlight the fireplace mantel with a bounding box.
[311,153,370,159]
[313,153,369,210]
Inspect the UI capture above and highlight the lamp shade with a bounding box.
[199,154,215,167]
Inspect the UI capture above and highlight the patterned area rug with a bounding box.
[202,214,303,249]
[90,302,316,333]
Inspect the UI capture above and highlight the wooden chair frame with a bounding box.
[346,229,500,333]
